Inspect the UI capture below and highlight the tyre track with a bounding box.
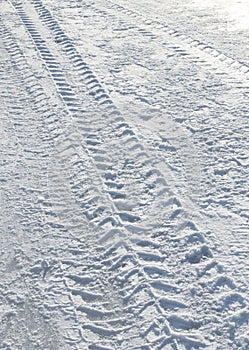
[3,0,249,349]
[22,0,199,230]
[1,21,130,349]
[92,0,249,86]
[2,3,203,348]
[0,26,72,349]
[44,0,248,221]
[32,0,249,344]
[0,20,122,349]
[1,6,177,349]
[53,0,249,301]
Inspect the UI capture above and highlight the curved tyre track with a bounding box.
[1,0,249,349]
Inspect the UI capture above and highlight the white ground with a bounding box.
[0,0,249,349]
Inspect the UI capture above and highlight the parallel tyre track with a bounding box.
[59,0,249,295]
[93,0,249,85]
[0,25,73,350]
[0,18,122,350]
[2,0,249,349]
[40,0,248,222]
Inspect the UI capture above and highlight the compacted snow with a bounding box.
[0,0,249,349]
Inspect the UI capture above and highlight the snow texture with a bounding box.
[0,0,248,349]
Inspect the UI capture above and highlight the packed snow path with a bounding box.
[0,0,249,349]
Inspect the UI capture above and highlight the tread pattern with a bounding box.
[94,0,249,83]
[1,0,249,349]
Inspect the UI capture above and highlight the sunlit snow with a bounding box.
[1,0,249,349]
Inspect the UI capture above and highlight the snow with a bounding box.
[0,0,249,349]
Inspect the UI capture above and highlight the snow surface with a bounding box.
[0,0,249,349]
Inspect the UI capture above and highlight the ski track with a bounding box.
[0,0,249,349]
